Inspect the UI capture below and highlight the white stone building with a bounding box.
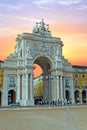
[1,19,75,106]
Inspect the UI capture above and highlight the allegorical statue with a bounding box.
[32,19,52,37]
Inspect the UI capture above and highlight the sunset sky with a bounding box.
[0,0,87,66]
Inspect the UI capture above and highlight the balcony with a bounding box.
[9,84,15,87]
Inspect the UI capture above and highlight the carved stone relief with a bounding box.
[26,40,55,61]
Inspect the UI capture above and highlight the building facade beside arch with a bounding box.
[0,20,87,106]
[73,65,87,104]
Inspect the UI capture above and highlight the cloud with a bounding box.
[9,4,25,10]
[33,0,53,5]
[17,16,39,22]
[76,4,87,10]
[33,0,53,9]
[57,0,82,5]
[0,14,39,24]
[33,0,82,6]
[0,2,27,10]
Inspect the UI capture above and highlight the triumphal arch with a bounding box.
[2,19,74,106]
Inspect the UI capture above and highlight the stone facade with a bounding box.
[73,65,87,104]
[0,19,75,106]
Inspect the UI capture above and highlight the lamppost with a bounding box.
[45,74,53,107]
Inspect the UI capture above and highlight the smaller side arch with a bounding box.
[65,90,70,101]
[74,90,80,103]
[82,90,86,103]
[8,90,16,105]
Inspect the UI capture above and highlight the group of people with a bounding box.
[51,98,72,106]
[36,98,72,106]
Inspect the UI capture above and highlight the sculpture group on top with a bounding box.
[32,19,52,37]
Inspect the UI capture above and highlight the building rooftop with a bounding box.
[72,65,87,69]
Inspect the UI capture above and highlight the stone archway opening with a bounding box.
[8,90,16,105]
[82,90,86,103]
[33,56,52,105]
[74,90,79,103]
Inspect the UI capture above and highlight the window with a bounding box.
[75,79,78,88]
[65,79,69,88]
[9,77,15,87]
[82,74,85,78]
[75,73,78,78]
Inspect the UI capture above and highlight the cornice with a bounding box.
[51,67,74,73]
[16,33,63,46]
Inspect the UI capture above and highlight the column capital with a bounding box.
[17,72,21,76]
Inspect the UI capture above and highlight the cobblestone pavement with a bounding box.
[0,105,87,130]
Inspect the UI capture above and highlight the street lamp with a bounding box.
[45,74,53,107]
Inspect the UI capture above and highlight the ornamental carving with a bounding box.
[26,41,55,60]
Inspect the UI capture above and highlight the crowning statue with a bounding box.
[39,19,45,31]
[32,19,51,37]
[32,22,39,33]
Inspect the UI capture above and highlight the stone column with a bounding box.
[79,90,82,104]
[17,73,20,102]
[21,39,25,58]
[63,77,65,99]
[70,77,75,104]
[60,76,63,100]
[2,72,8,106]
[30,74,33,100]
[26,73,28,100]
[56,76,59,99]
[59,76,61,99]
